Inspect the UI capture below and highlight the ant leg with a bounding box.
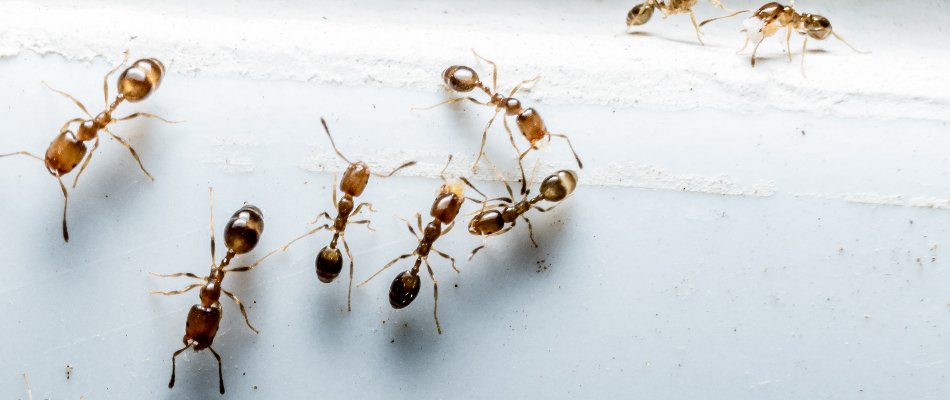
[56,176,70,242]
[431,248,459,273]
[423,258,443,334]
[522,216,539,247]
[358,253,413,287]
[226,224,331,273]
[736,37,750,54]
[503,117,529,195]
[341,235,355,312]
[441,220,456,236]
[0,151,43,161]
[22,373,32,400]
[785,27,793,62]
[831,31,870,54]
[222,288,259,334]
[470,49,498,92]
[59,118,84,134]
[372,160,417,178]
[208,346,226,395]
[151,283,203,296]
[507,75,541,98]
[416,212,424,233]
[689,10,705,46]
[114,112,181,124]
[102,50,129,107]
[308,211,332,225]
[469,236,488,261]
[104,128,154,181]
[149,271,205,280]
[208,187,217,268]
[800,37,809,78]
[550,133,584,168]
[472,110,500,172]
[349,219,375,231]
[396,215,420,239]
[168,344,190,389]
[350,202,376,216]
[412,97,487,111]
[750,37,765,67]
[42,82,91,117]
[71,136,100,188]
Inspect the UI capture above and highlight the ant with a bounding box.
[699,1,868,75]
[463,169,578,259]
[625,0,744,45]
[152,188,282,394]
[357,156,464,334]
[0,51,172,241]
[265,118,415,311]
[422,50,582,195]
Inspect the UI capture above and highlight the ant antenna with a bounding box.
[831,31,870,54]
[372,161,417,178]
[439,155,453,183]
[699,9,749,27]
[320,117,353,165]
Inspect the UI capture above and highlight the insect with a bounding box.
[464,169,578,259]
[424,50,582,195]
[0,51,171,241]
[626,0,743,45]
[358,156,463,334]
[266,118,415,311]
[700,1,868,74]
[152,188,281,394]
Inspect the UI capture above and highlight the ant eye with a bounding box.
[118,58,165,101]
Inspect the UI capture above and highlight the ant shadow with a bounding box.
[621,30,729,49]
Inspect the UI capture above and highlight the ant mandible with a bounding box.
[422,50,582,195]
[626,0,744,45]
[0,51,172,241]
[463,168,578,259]
[700,1,868,75]
[265,118,415,311]
[152,188,283,394]
[358,156,464,334]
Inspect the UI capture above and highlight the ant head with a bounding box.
[224,205,264,254]
[626,3,655,26]
[341,161,371,197]
[118,58,164,102]
[540,170,578,202]
[389,270,421,309]
[468,209,505,236]
[442,65,480,93]
[44,131,87,177]
[315,246,343,283]
[801,14,832,40]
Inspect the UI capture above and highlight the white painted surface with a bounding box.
[1,0,949,399]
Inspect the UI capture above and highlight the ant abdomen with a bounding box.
[442,65,480,92]
[468,209,505,235]
[44,131,87,176]
[118,58,165,102]
[224,205,264,254]
[627,3,655,26]
[184,305,221,349]
[316,246,343,283]
[341,161,371,197]
[540,170,578,202]
[802,14,832,39]
[389,270,421,309]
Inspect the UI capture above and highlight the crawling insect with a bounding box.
[0,51,172,241]
[265,118,415,311]
[152,188,283,394]
[700,1,868,74]
[358,156,463,334]
[421,50,582,195]
[464,169,578,259]
[626,0,744,45]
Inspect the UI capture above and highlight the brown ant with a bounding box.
[422,50,582,195]
[626,0,744,45]
[264,118,415,311]
[699,1,868,75]
[463,169,578,259]
[357,156,464,334]
[152,188,283,394]
[0,51,172,241]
